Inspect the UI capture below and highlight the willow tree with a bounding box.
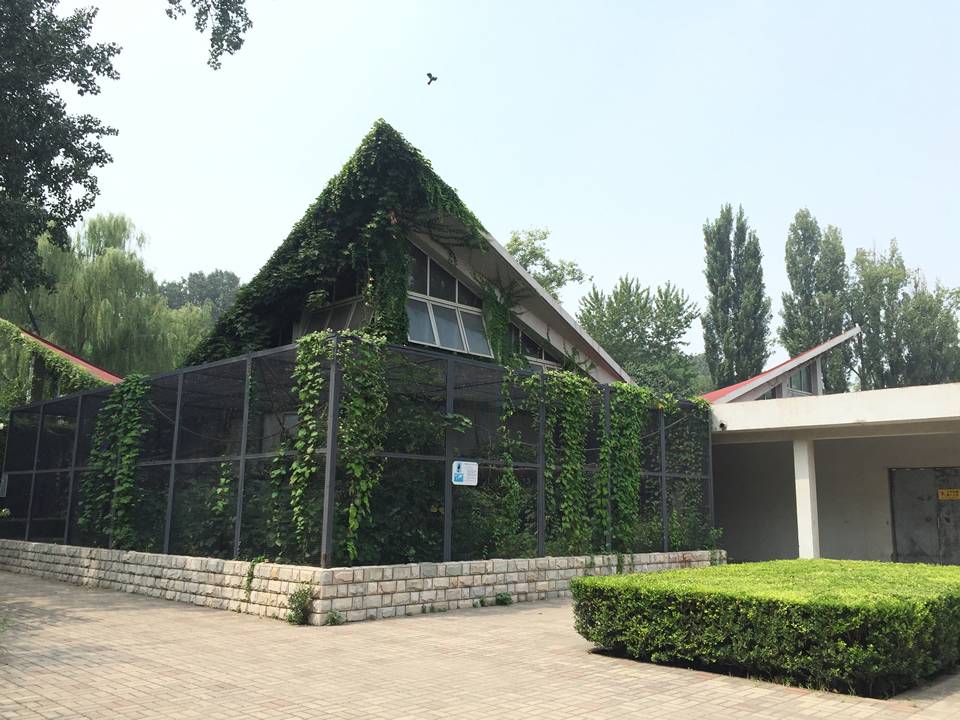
[0,214,211,377]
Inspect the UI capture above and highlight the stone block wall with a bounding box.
[0,539,723,625]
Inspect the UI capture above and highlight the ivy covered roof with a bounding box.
[186,120,489,365]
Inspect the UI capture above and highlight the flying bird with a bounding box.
[427,73,438,85]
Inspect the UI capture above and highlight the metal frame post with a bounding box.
[443,359,455,562]
[603,385,612,551]
[63,396,84,544]
[320,337,340,568]
[162,372,185,554]
[536,369,546,557]
[706,420,715,529]
[232,355,253,559]
[658,408,669,553]
[24,403,46,541]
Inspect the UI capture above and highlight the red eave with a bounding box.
[19,328,123,385]
[702,334,849,404]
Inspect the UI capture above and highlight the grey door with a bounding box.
[891,468,960,564]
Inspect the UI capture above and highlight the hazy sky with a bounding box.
[66,0,959,358]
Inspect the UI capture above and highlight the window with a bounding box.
[788,365,813,394]
[303,298,369,335]
[405,243,493,357]
[509,323,562,367]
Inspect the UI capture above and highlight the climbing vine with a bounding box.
[186,120,489,365]
[76,374,149,548]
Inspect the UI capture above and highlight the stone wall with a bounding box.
[0,539,723,625]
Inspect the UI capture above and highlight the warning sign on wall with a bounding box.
[938,488,960,501]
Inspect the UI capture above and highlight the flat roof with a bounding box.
[712,382,960,444]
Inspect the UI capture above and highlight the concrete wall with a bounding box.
[0,539,722,624]
[713,433,960,562]
[713,441,798,562]
[816,433,960,561]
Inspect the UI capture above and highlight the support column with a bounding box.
[793,438,820,558]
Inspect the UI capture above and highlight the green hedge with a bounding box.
[571,560,960,698]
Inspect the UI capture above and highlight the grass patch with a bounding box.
[571,559,960,698]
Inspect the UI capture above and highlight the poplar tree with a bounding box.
[702,204,771,387]
[779,209,850,392]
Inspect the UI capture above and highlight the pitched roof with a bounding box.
[703,326,861,404]
[19,327,122,385]
[185,119,630,381]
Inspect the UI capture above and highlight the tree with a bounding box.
[0,0,120,295]
[165,0,252,69]
[161,270,241,321]
[702,204,771,387]
[578,277,700,394]
[848,241,909,390]
[1,0,252,297]
[779,209,850,392]
[900,280,960,387]
[0,214,211,376]
[505,228,589,299]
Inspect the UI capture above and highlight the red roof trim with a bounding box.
[702,329,859,404]
[19,328,123,385]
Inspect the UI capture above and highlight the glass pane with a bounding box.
[457,281,482,308]
[177,361,246,460]
[73,469,111,548]
[247,349,311,457]
[239,456,296,561]
[328,303,354,331]
[169,462,238,559]
[452,364,501,459]
[37,398,79,470]
[665,406,710,476]
[75,390,108,467]
[0,473,32,539]
[333,459,443,566]
[668,475,711,550]
[126,465,169,553]
[141,375,179,461]
[428,261,457,302]
[408,244,428,294]
[406,298,436,344]
[433,305,464,351]
[5,407,40,471]
[521,331,542,359]
[347,302,372,329]
[460,312,491,356]
[249,354,291,452]
[452,465,537,560]
[28,471,70,543]
[383,350,446,456]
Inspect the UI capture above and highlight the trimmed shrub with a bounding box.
[571,559,960,698]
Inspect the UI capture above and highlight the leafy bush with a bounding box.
[285,584,314,625]
[495,592,513,606]
[572,560,960,698]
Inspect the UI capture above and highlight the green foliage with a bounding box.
[780,209,850,392]
[76,375,149,549]
[572,560,960,698]
[325,610,346,626]
[505,228,588,299]
[285,584,313,625]
[243,556,264,603]
[536,370,595,554]
[160,270,240,323]
[495,592,513,606]
[187,120,488,365]
[578,278,699,395]
[0,317,109,420]
[0,0,119,294]
[702,204,771,387]
[165,0,251,69]
[0,215,212,378]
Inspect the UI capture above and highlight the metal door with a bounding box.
[891,468,960,564]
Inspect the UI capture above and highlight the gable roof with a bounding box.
[18,327,123,385]
[185,120,630,381]
[703,326,861,404]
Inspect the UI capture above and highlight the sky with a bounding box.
[66,0,960,359]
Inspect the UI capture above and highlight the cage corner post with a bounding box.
[320,337,341,568]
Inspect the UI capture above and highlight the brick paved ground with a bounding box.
[1,571,959,719]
